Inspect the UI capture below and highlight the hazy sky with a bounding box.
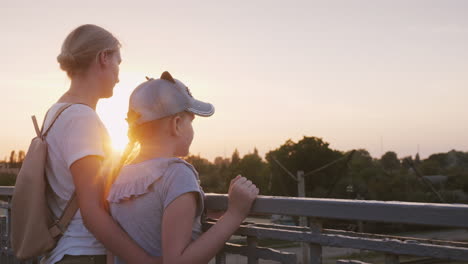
[1,0,468,161]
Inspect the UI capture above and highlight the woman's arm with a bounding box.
[71,156,162,264]
[106,251,114,264]
[162,176,258,264]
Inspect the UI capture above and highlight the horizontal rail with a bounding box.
[203,220,468,261]
[3,187,468,263]
[2,188,467,228]
[205,194,468,228]
[0,187,14,197]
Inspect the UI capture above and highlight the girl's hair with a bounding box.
[105,110,140,196]
[107,110,192,194]
[116,110,191,172]
[57,24,120,78]
[118,109,143,168]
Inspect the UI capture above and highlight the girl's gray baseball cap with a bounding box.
[128,71,215,126]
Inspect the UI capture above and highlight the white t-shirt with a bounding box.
[40,103,112,264]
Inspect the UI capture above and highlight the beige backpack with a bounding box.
[11,103,79,260]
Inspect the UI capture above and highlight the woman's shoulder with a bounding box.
[63,103,97,117]
[42,103,101,136]
[46,103,97,123]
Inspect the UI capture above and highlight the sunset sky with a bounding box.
[1,0,468,162]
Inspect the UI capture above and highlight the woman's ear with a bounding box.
[98,50,111,67]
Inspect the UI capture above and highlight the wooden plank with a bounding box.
[205,194,468,228]
[222,242,297,263]
[322,229,468,249]
[203,220,468,261]
[337,260,373,264]
[246,223,468,249]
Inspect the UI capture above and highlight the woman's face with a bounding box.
[101,49,121,98]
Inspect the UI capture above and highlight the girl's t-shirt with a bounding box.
[41,103,112,264]
[108,157,205,264]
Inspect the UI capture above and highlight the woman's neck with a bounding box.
[58,75,101,110]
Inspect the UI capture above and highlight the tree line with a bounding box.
[2,136,468,204]
[187,136,468,204]
[1,150,26,168]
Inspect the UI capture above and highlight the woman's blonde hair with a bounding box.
[57,24,120,78]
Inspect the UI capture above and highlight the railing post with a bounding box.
[7,197,11,250]
[297,171,310,264]
[215,251,226,264]
[0,216,6,264]
[247,236,258,264]
[309,218,323,264]
[385,254,399,264]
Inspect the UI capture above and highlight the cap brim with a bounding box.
[187,99,215,117]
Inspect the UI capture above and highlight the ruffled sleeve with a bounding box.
[107,158,200,204]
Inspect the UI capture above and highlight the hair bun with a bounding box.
[57,52,77,72]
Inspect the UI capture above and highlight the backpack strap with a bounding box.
[41,103,74,138]
[31,116,41,137]
[35,103,81,238]
[49,194,79,238]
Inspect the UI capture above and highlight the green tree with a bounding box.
[265,136,343,197]
[185,155,222,192]
[9,150,16,168]
[380,151,400,173]
[236,149,270,194]
[231,149,240,165]
[17,150,25,167]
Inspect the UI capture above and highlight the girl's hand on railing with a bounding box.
[227,175,259,221]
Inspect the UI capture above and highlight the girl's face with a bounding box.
[175,112,195,157]
[101,49,121,98]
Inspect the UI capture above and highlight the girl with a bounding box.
[42,24,157,264]
[108,72,259,264]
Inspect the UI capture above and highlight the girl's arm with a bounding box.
[162,176,258,264]
[71,156,162,264]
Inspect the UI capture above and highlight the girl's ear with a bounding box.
[170,115,182,136]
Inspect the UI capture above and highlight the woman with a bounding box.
[41,24,158,264]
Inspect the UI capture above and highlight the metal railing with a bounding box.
[1,186,468,264]
[204,194,468,264]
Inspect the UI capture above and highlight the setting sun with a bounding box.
[97,71,148,153]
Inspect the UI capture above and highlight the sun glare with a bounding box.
[97,71,148,154]
[111,132,129,153]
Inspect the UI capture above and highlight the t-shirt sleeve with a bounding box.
[60,108,110,168]
[162,163,204,216]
